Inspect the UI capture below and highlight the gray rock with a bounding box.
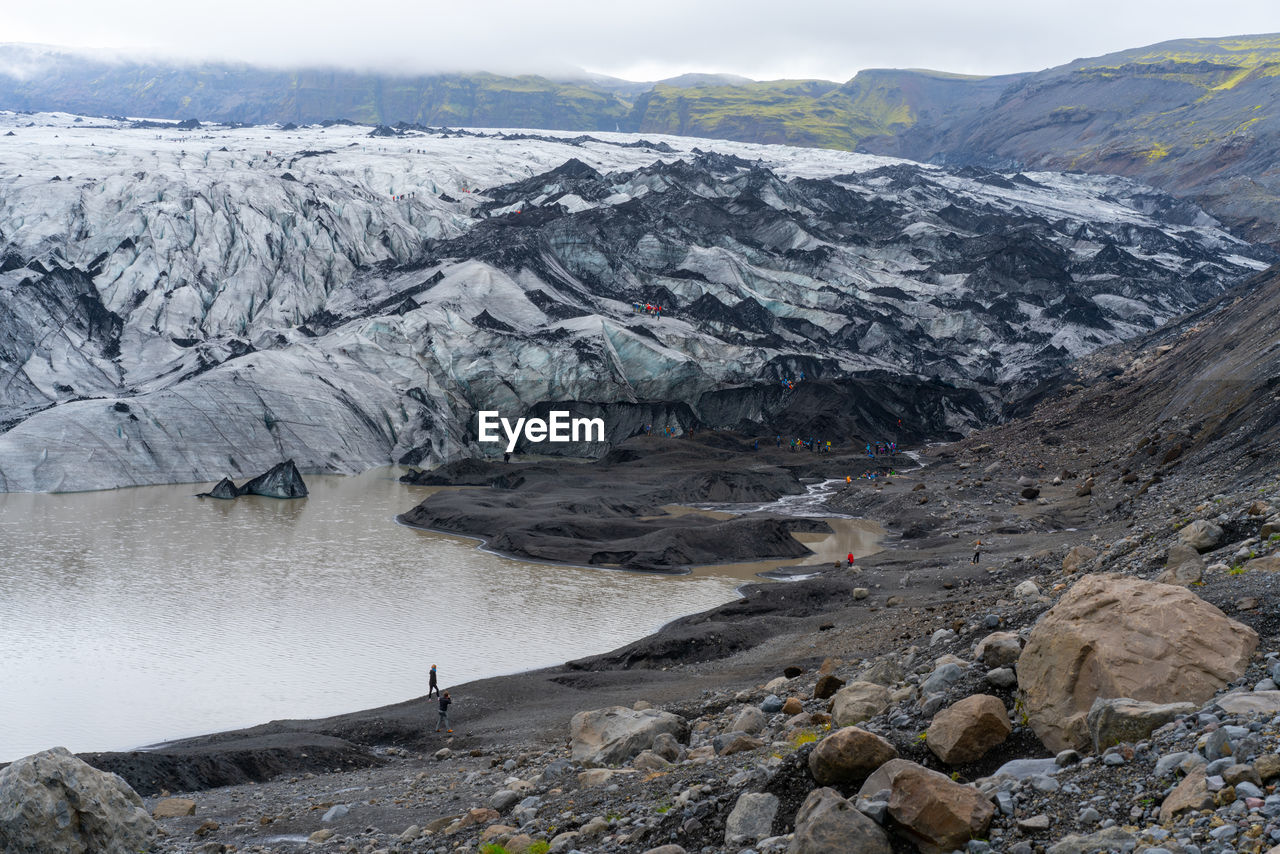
[920,693,946,718]
[976,632,1023,669]
[856,799,888,825]
[1078,807,1101,825]
[1102,752,1125,766]
[652,732,683,763]
[1031,774,1060,792]
[1046,826,1136,854]
[640,846,687,854]
[788,787,889,854]
[992,758,1059,780]
[1236,781,1264,799]
[1055,750,1081,767]
[570,706,688,767]
[1157,544,1206,586]
[1179,520,1223,552]
[1154,751,1190,777]
[986,667,1017,688]
[0,747,158,854]
[1204,728,1233,762]
[921,662,965,695]
[725,793,779,846]
[489,790,520,812]
[1087,697,1197,752]
[761,695,784,714]
[322,804,349,822]
[733,706,767,735]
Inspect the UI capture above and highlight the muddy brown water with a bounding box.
[0,468,879,762]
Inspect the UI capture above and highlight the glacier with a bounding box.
[0,112,1271,491]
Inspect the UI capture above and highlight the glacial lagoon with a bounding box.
[0,468,879,762]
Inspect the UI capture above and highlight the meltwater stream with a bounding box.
[0,468,789,762]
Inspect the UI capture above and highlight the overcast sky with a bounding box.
[7,0,1279,81]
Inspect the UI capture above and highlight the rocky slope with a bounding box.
[0,112,1269,491]
[18,259,1279,854]
[860,35,1280,246]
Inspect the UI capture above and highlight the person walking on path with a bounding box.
[436,691,452,732]
[428,664,439,699]
[846,552,854,568]
[972,540,982,565]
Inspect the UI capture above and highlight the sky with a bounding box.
[6,0,1280,81]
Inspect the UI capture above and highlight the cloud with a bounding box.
[6,0,1279,81]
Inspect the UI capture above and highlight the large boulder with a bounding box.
[926,695,1012,765]
[829,681,891,727]
[808,726,897,786]
[1178,520,1223,552]
[0,747,158,854]
[788,787,890,854]
[1017,574,1258,751]
[570,706,688,767]
[1086,697,1196,752]
[876,761,996,854]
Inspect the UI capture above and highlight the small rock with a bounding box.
[152,798,196,819]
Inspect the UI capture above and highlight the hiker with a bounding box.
[503,451,511,463]
[972,540,982,565]
[436,690,452,732]
[846,552,854,567]
[428,664,439,698]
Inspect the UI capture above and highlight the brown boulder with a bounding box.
[781,697,804,715]
[808,727,898,787]
[1244,554,1280,573]
[1159,768,1214,822]
[1017,574,1258,751]
[813,674,846,700]
[883,762,996,854]
[829,681,891,727]
[926,695,1012,764]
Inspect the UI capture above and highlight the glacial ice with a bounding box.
[0,112,1271,491]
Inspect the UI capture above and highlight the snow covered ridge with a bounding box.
[0,112,1272,492]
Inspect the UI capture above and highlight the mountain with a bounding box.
[6,36,1280,243]
[860,34,1280,246]
[0,113,1268,491]
[0,45,634,130]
